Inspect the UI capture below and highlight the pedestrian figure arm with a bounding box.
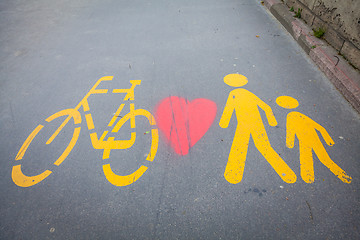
[314,121,335,146]
[257,99,278,127]
[219,94,235,128]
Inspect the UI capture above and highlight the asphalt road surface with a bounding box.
[1,0,359,239]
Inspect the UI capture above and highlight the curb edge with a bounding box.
[262,0,360,114]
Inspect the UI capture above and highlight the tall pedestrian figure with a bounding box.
[219,74,297,184]
[276,96,351,183]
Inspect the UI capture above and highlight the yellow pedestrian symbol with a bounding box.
[219,74,297,184]
[276,96,352,183]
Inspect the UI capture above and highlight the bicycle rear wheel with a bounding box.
[12,109,81,187]
[102,108,158,186]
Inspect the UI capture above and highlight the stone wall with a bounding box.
[284,0,360,69]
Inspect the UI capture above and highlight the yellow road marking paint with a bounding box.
[81,99,90,112]
[90,89,108,94]
[99,131,108,141]
[13,77,160,187]
[46,109,82,144]
[113,80,141,100]
[90,132,136,150]
[47,76,113,144]
[220,74,297,184]
[46,117,71,145]
[13,109,82,187]
[86,76,112,96]
[130,103,135,128]
[53,127,81,166]
[147,129,159,162]
[102,164,148,186]
[224,73,248,87]
[85,114,95,130]
[16,125,43,160]
[277,96,351,183]
[276,95,299,109]
[108,104,125,127]
[15,75,350,187]
[12,165,52,187]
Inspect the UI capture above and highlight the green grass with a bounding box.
[294,8,302,18]
[313,27,326,38]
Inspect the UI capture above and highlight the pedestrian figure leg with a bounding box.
[224,131,250,184]
[252,128,297,183]
[313,143,352,183]
[299,145,315,183]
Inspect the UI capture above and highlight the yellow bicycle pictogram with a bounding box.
[12,76,159,187]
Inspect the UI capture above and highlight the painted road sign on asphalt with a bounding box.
[1,0,359,239]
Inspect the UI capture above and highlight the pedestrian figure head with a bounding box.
[276,96,299,109]
[224,74,248,87]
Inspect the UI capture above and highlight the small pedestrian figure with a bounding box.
[276,96,351,183]
[219,74,297,184]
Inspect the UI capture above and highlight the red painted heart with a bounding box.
[155,96,217,155]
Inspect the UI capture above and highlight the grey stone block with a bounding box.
[312,17,345,51]
[270,3,296,37]
[340,41,360,70]
[312,0,360,49]
[297,34,312,54]
[300,6,315,25]
[299,0,316,9]
[284,0,296,8]
[286,0,314,25]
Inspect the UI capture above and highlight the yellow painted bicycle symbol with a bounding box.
[12,76,159,187]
